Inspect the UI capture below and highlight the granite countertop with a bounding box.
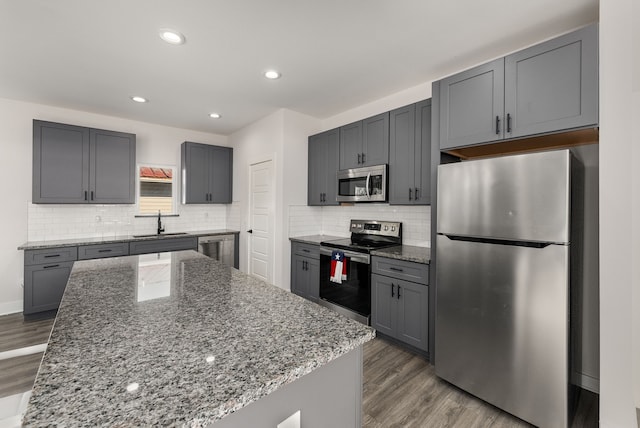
[289,234,344,245]
[18,229,240,251]
[23,251,374,427]
[370,245,431,264]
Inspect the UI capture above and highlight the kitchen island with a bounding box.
[22,251,374,427]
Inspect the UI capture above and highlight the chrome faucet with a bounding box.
[157,210,165,235]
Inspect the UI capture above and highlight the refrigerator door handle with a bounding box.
[441,234,553,249]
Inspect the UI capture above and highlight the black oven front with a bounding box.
[318,247,371,325]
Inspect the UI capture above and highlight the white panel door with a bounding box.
[249,160,273,283]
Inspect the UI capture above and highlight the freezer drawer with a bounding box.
[437,149,571,243]
[435,235,569,428]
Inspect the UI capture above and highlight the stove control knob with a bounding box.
[391,226,396,231]
[384,225,388,231]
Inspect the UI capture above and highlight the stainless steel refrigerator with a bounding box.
[435,149,578,428]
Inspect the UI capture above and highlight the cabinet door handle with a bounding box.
[408,188,412,201]
[397,286,401,300]
[415,188,419,200]
[495,116,500,135]
[43,264,60,269]
[357,153,361,164]
[507,113,512,133]
[90,191,94,201]
[389,267,404,272]
[361,153,366,164]
[84,191,88,201]
[391,283,395,297]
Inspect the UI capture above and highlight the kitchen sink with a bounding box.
[133,232,189,238]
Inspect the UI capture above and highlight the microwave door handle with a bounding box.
[366,172,371,199]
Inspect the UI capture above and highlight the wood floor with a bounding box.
[0,312,55,399]
[0,313,599,427]
[363,337,599,428]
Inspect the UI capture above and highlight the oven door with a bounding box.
[336,164,387,203]
[318,247,371,324]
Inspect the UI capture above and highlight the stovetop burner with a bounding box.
[320,220,402,254]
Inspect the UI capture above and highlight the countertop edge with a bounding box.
[18,230,240,251]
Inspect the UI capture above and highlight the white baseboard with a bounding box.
[0,300,23,316]
[572,371,600,394]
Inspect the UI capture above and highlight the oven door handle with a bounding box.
[319,247,370,264]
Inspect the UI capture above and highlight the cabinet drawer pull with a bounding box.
[43,264,60,269]
[389,267,404,272]
[495,116,500,135]
[98,249,113,253]
[44,254,61,258]
[302,249,310,253]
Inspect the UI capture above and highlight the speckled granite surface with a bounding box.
[18,229,239,250]
[289,234,344,245]
[370,245,431,264]
[23,250,374,427]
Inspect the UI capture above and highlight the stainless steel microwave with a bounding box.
[336,164,388,202]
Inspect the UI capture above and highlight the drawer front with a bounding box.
[292,242,320,258]
[371,256,429,285]
[129,237,197,255]
[25,247,78,266]
[78,243,129,260]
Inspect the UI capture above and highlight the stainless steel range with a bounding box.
[319,220,402,324]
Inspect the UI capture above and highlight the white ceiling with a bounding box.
[0,0,598,136]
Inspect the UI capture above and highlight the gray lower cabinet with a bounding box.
[129,237,197,255]
[371,256,429,353]
[308,129,339,206]
[339,112,389,170]
[439,23,598,150]
[33,120,136,204]
[181,142,233,204]
[23,247,78,315]
[290,242,319,302]
[389,99,432,205]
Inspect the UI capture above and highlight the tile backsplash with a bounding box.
[27,203,227,241]
[289,204,431,247]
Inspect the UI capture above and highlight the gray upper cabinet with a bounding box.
[339,112,389,169]
[89,128,136,204]
[439,58,505,150]
[181,142,233,204]
[33,120,135,204]
[389,100,432,205]
[439,24,598,150]
[504,24,598,139]
[308,129,339,206]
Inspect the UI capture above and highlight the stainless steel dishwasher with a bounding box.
[197,234,235,267]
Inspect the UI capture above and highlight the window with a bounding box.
[138,165,176,215]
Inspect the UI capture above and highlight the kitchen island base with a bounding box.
[211,346,363,428]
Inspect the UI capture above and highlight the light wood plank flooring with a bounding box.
[0,313,599,427]
[363,337,599,428]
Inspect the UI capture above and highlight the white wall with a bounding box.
[599,1,639,426]
[0,97,228,314]
[230,109,321,290]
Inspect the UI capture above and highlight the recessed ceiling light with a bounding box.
[159,29,185,45]
[131,96,148,103]
[264,70,281,80]
[209,113,221,119]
